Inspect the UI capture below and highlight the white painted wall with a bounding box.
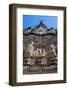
[0,0,68,89]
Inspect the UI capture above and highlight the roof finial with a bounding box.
[40,20,43,24]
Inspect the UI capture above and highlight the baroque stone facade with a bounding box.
[23,21,57,74]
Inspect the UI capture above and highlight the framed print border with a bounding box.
[9,4,66,86]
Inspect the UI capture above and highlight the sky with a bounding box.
[23,15,57,30]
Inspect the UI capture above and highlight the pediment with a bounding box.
[35,26,47,34]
